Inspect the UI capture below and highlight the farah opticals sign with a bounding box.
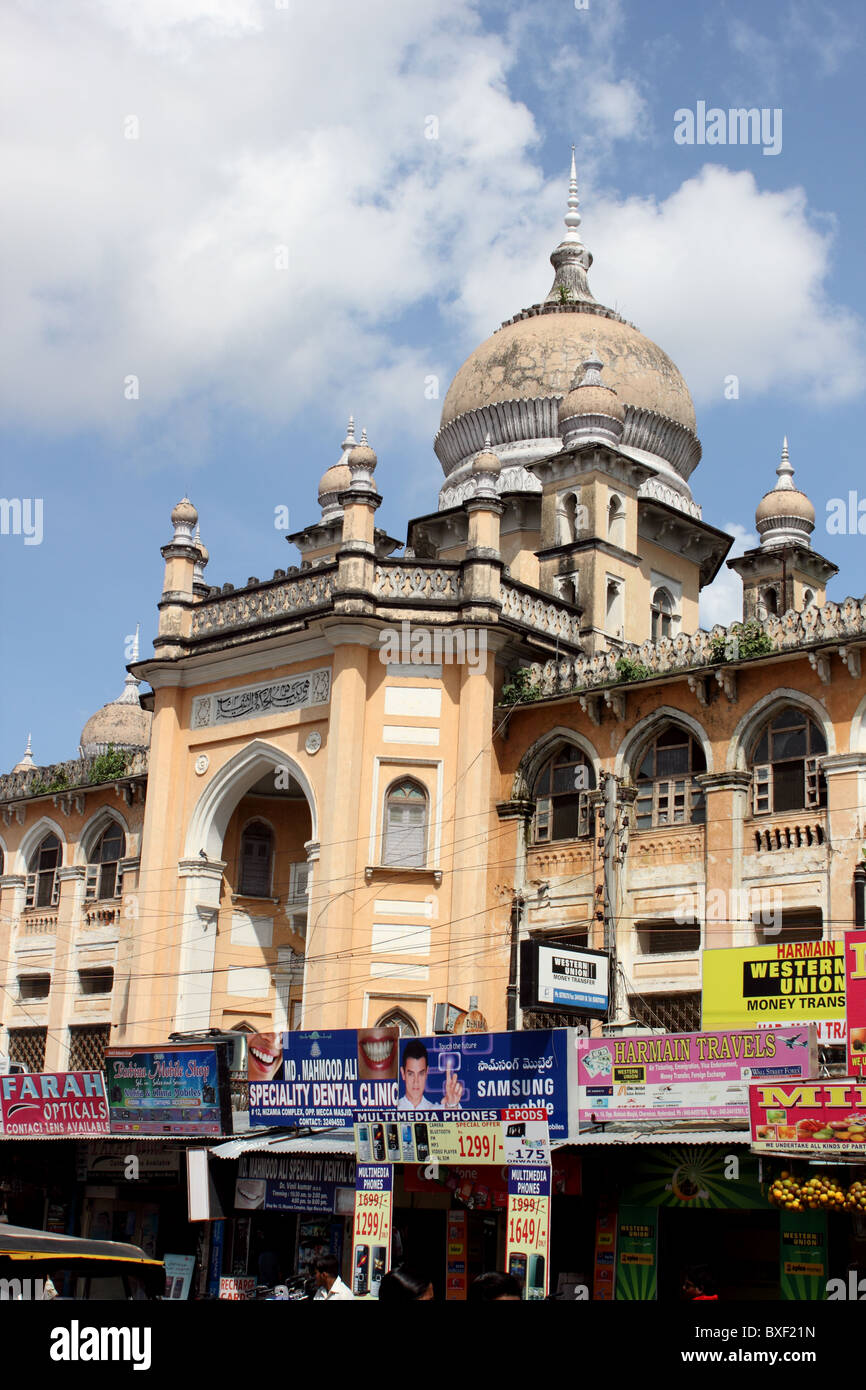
[0,1072,109,1136]
[519,941,609,1017]
[190,667,331,729]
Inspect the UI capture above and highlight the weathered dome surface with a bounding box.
[171,497,198,527]
[754,440,816,546]
[319,463,352,496]
[755,488,815,526]
[80,700,151,755]
[559,380,626,425]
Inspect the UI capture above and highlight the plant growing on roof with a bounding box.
[499,668,543,705]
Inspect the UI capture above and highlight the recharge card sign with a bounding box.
[250,1027,577,1137]
[0,1071,109,1136]
[750,1080,866,1156]
[578,1027,817,1124]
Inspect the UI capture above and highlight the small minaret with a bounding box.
[12,733,36,773]
[462,436,504,615]
[117,624,142,704]
[728,438,837,618]
[192,525,210,599]
[155,497,200,655]
[335,428,382,603]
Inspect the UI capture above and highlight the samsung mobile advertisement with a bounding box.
[352,1165,392,1299]
[578,1026,817,1124]
[249,1027,578,1136]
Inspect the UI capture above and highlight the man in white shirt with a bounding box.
[313,1254,355,1300]
[396,1040,463,1110]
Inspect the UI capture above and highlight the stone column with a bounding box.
[695,772,753,950]
[173,859,225,1033]
[44,865,86,1070]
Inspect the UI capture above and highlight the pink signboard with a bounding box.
[578,1027,817,1124]
[750,1080,866,1156]
[845,931,866,1078]
[0,1071,109,1136]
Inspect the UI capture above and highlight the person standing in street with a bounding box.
[313,1254,355,1300]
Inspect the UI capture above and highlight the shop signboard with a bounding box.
[519,941,609,1017]
[105,1043,232,1135]
[702,942,845,1030]
[845,930,866,1077]
[76,1141,181,1181]
[249,1027,577,1137]
[234,1153,356,1214]
[578,1026,816,1124]
[352,1165,392,1299]
[506,1165,550,1300]
[219,1276,255,1300]
[354,1108,550,1167]
[750,1079,866,1156]
[0,1071,109,1136]
[779,1211,828,1301]
[619,1145,767,1210]
[404,1164,510,1209]
[614,1205,657,1301]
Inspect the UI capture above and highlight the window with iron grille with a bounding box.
[8,1028,46,1071]
[750,708,828,814]
[78,968,114,996]
[533,745,595,843]
[375,1008,418,1037]
[17,974,50,1002]
[628,992,702,1034]
[634,726,706,829]
[68,1024,111,1071]
[85,823,125,902]
[754,909,823,946]
[636,920,701,955]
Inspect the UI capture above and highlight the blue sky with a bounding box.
[1,0,864,770]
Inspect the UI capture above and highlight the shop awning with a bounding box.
[208,1128,356,1160]
[554,1128,752,1147]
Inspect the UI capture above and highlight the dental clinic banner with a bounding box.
[578,1026,817,1124]
[248,1027,578,1137]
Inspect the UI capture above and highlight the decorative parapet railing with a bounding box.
[515,597,866,699]
[192,565,337,638]
[374,563,462,603]
[500,581,582,646]
[18,912,58,935]
[0,751,148,806]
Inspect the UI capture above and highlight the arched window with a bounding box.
[85,823,125,902]
[803,589,815,609]
[608,494,625,548]
[651,587,675,642]
[533,745,596,843]
[376,1008,418,1037]
[635,726,706,830]
[759,586,778,617]
[239,820,274,897]
[751,707,827,814]
[382,781,428,868]
[26,833,61,909]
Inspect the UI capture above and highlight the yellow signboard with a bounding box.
[702,942,845,1030]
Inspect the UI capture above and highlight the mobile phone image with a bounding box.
[508,1253,527,1290]
[414,1123,429,1162]
[386,1123,399,1156]
[400,1124,415,1159]
[372,1124,385,1162]
[527,1254,546,1299]
[371,1246,387,1296]
[357,1125,372,1162]
[506,1122,526,1139]
[354,1245,369,1297]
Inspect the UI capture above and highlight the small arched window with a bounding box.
[85,823,125,902]
[759,587,778,617]
[26,833,61,909]
[803,589,815,609]
[608,494,625,548]
[751,707,827,814]
[635,726,706,830]
[239,820,275,897]
[533,745,596,843]
[376,1008,418,1037]
[651,587,675,642]
[383,781,428,868]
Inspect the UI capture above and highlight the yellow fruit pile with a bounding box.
[768,1169,866,1212]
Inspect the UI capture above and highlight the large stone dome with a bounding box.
[80,700,151,757]
[435,156,701,509]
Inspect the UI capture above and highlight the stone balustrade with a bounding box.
[500,580,581,646]
[0,751,148,805]
[374,563,462,603]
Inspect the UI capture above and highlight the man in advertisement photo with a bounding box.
[397,1040,464,1110]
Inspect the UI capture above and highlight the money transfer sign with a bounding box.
[750,1080,866,1156]
[702,942,845,1029]
[0,1071,109,1136]
[845,931,866,1078]
[578,1027,816,1124]
[249,1027,577,1137]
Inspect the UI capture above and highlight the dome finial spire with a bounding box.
[545,148,595,306]
[562,145,582,245]
[776,434,795,490]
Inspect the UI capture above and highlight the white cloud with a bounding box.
[699,522,756,629]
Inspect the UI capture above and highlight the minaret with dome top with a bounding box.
[728,438,838,619]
